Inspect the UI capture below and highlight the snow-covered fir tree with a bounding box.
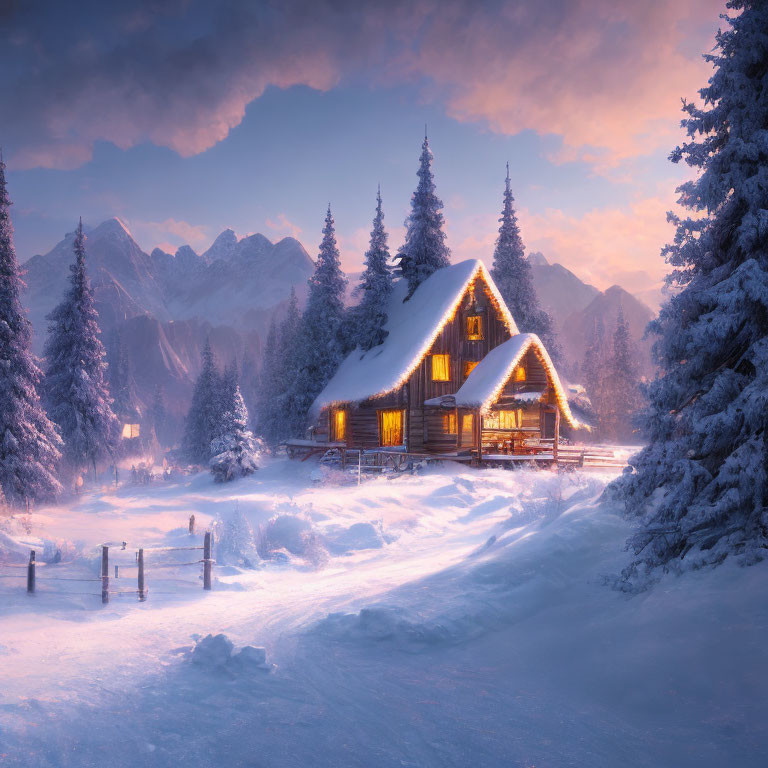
[603,307,643,443]
[255,318,283,449]
[292,207,348,428]
[210,383,260,483]
[396,135,450,297]
[214,506,259,567]
[150,384,168,447]
[0,153,62,504]
[43,219,118,476]
[614,0,768,576]
[491,164,560,360]
[351,187,394,352]
[182,338,220,463]
[106,330,140,427]
[581,316,609,438]
[277,286,305,440]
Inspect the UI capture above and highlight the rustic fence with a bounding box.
[0,516,214,605]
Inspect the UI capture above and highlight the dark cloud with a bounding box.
[0,0,722,170]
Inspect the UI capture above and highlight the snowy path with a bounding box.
[1,460,767,767]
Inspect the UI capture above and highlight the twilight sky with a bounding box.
[2,0,724,307]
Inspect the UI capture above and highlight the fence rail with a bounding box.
[0,516,214,606]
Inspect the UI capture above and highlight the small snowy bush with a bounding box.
[214,509,260,568]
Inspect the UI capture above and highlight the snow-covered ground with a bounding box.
[0,458,766,767]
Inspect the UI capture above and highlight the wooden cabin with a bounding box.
[303,260,584,462]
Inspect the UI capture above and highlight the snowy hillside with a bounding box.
[0,461,765,767]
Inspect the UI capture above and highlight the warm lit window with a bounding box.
[463,360,479,378]
[514,365,526,382]
[333,409,346,441]
[499,410,524,429]
[379,409,404,446]
[442,412,457,434]
[431,354,450,381]
[466,315,483,340]
[122,423,140,439]
[461,414,474,435]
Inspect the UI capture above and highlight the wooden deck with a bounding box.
[287,439,628,471]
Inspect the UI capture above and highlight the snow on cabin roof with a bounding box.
[311,260,517,414]
[452,333,584,429]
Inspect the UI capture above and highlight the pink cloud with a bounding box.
[449,191,680,307]
[265,213,303,241]
[128,218,210,253]
[402,0,723,171]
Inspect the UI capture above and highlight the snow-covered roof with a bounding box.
[312,260,518,414]
[452,333,584,429]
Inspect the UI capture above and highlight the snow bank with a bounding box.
[190,634,271,672]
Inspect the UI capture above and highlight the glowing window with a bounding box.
[442,412,457,434]
[122,423,140,439]
[466,315,483,341]
[333,409,346,441]
[379,410,404,446]
[461,414,474,435]
[463,361,479,379]
[498,410,524,429]
[431,354,450,381]
[513,365,526,382]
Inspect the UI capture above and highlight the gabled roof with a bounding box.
[311,260,517,414]
[453,333,583,429]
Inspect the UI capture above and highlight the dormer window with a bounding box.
[466,315,483,341]
[514,365,526,382]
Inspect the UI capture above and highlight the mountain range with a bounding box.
[21,220,656,433]
[22,218,314,418]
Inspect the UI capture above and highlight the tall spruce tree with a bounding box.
[396,134,450,297]
[614,1,768,577]
[292,207,348,428]
[43,220,117,476]
[491,164,560,360]
[581,316,609,438]
[107,330,140,426]
[277,287,304,440]
[210,382,260,482]
[182,338,220,463]
[150,384,167,447]
[603,307,643,443]
[255,318,282,449]
[352,187,394,352]
[0,153,62,504]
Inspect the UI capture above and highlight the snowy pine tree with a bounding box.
[277,286,305,440]
[603,307,643,443]
[214,506,259,567]
[614,1,768,576]
[351,187,394,352]
[491,164,560,360]
[581,316,610,438]
[396,135,450,297]
[0,153,62,504]
[255,319,283,449]
[182,338,220,464]
[150,384,168,447]
[106,330,140,426]
[210,383,260,482]
[292,207,348,428]
[43,219,118,476]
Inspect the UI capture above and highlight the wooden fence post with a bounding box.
[114,564,119,579]
[101,546,109,604]
[203,532,212,591]
[189,514,196,535]
[138,548,146,601]
[27,550,35,594]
